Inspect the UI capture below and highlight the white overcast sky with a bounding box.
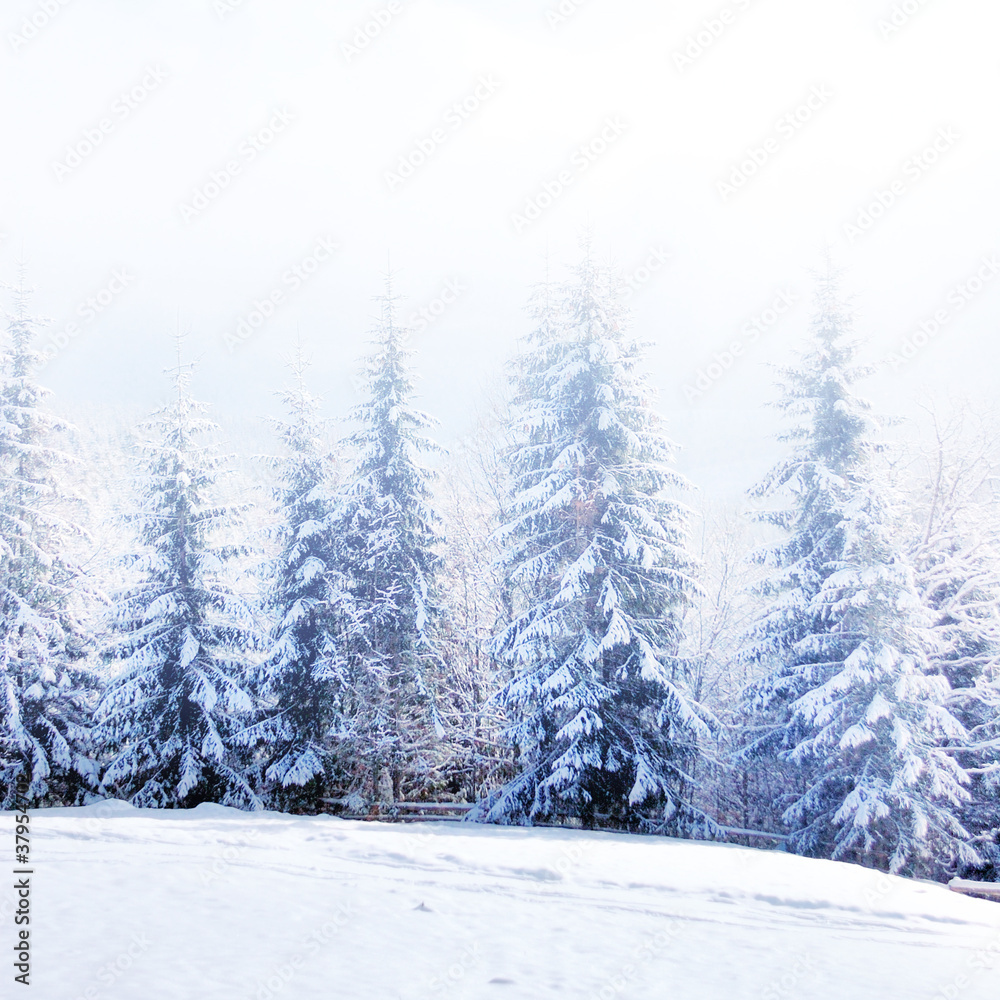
[3,0,998,493]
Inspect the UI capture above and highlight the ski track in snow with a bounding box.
[5,803,1000,999]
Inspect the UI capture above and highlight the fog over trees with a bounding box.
[2,252,999,884]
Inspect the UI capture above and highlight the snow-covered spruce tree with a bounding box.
[330,277,445,804]
[95,353,260,809]
[0,274,98,808]
[240,353,352,812]
[737,263,978,877]
[477,247,712,833]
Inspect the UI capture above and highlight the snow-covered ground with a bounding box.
[7,802,1000,999]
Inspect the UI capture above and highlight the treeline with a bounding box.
[1,251,998,883]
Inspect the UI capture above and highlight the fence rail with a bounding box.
[948,877,1000,900]
[319,801,790,843]
[716,826,789,843]
[319,799,474,822]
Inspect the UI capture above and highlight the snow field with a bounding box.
[6,802,1000,1000]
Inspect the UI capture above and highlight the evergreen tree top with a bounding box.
[753,258,881,504]
[0,267,66,451]
[345,273,443,490]
[508,251,688,508]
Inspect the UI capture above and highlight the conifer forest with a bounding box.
[3,249,998,886]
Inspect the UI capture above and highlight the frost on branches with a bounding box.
[96,355,259,809]
[330,277,446,804]
[478,248,713,833]
[240,354,351,811]
[0,274,97,808]
[432,414,520,803]
[902,406,1000,877]
[738,263,977,877]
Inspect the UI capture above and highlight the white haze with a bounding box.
[3,0,998,495]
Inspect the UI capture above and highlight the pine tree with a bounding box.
[95,350,259,809]
[738,262,977,877]
[0,272,97,808]
[243,352,351,812]
[331,276,445,804]
[478,247,711,832]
